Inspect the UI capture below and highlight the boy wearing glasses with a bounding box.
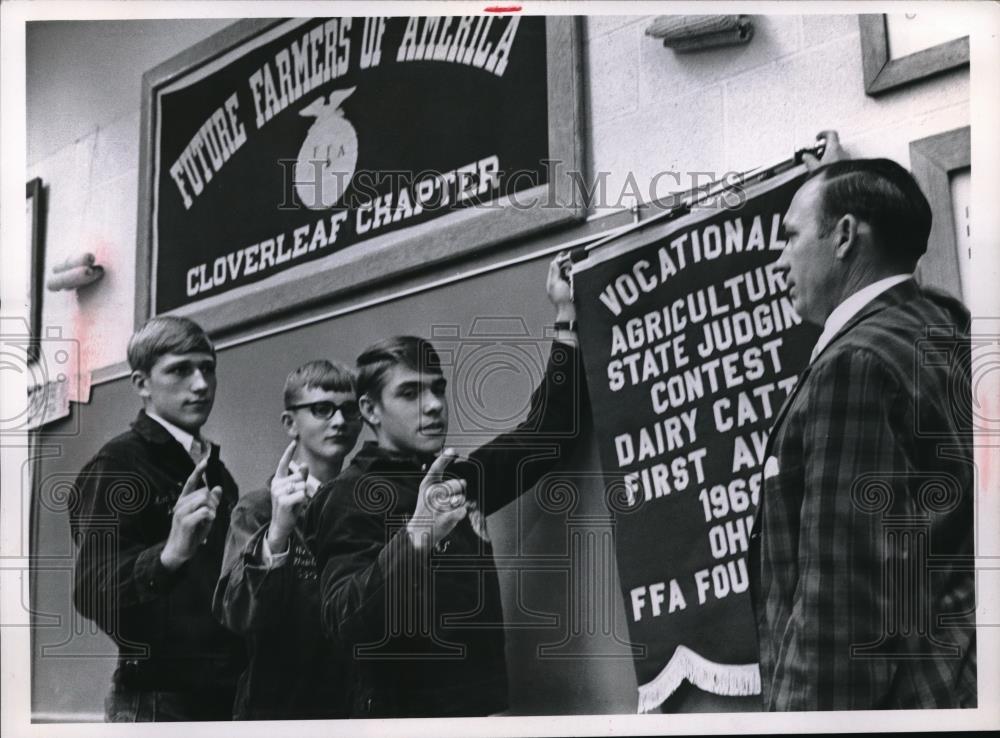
[214,360,363,719]
[70,316,245,721]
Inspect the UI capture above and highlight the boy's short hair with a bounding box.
[356,336,443,402]
[283,360,356,408]
[127,316,215,374]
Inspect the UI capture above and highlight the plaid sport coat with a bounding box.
[749,279,976,710]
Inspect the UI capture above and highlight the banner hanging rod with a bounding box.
[569,140,826,265]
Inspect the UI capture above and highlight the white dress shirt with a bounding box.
[809,274,911,363]
[146,410,209,458]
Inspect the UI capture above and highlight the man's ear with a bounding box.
[130,370,150,400]
[281,411,298,439]
[359,394,379,427]
[833,214,859,260]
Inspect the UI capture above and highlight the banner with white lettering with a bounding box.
[151,16,546,312]
[571,168,821,711]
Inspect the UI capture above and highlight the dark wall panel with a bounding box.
[32,254,644,718]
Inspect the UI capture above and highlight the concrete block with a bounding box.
[723,62,799,172]
[75,171,138,370]
[791,34,968,140]
[723,33,968,172]
[39,291,77,353]
[639,14,802,106]
[92,110,141,185]
[847,102,970,167]
[585,23,641,126]
[589,86,725,213]
[585,15,649,41]
[28,135,94,214]
[38,143,89,301]
[801,14,860,48]
[42,196,86,278]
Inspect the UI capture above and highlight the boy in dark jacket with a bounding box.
[70,316,245,721]
[214,361,363,719]
[305,254,585,717]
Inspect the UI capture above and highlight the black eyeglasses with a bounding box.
[286,399,361,421]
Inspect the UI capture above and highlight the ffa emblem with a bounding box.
[294,87,358,210]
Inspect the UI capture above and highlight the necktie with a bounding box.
[189,436,208,464]
[188,436,213,545]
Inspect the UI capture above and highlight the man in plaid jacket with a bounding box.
[749,157,976,710]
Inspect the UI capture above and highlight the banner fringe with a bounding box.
[636,645,761,713]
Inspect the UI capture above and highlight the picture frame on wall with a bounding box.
[909,125,971,299]
[134,16,585,336]
[859,13,970,96]
[26,177,45,364]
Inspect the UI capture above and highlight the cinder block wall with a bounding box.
[27,20,234,374]
[28,15,971,377]
[583,14,969,211]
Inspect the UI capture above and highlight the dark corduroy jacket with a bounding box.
[70,410,245,699]
[305,342,585,717]
[214,483,350,719]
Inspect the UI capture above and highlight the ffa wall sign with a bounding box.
[136,16,584,333]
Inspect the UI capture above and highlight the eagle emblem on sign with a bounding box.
[294,87,358,210]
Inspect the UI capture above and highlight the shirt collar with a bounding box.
[810,274,911,362]
[145,410,210,452]
[289,459,322,498]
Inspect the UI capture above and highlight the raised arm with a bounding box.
[453,253,587,515]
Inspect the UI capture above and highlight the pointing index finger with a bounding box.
[424,448,456,486]
[180,455,210,497]
[276,439,297,478]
